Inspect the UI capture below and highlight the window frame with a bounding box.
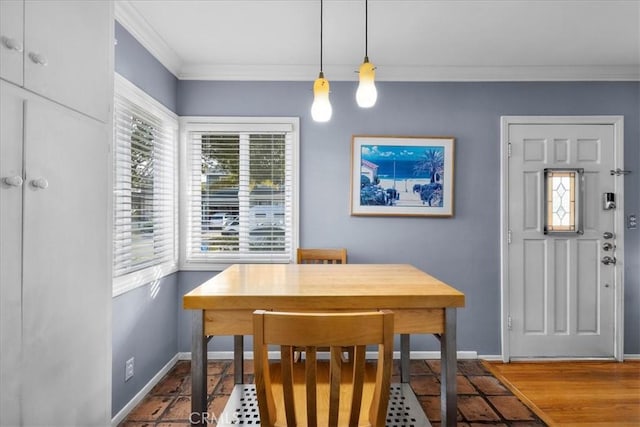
[179,116,300,271]
[113,73,179,296]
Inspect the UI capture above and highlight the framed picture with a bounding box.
[350,135,455,217]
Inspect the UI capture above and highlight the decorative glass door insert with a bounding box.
[543,168,584,234]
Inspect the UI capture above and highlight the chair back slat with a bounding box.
[253,310,394,427]
[297,248,347,264]
[349,345,367,426]
[305,347,318,427]
[253,312,277,426]
[281,345,296,426]
[369,319,395,426]
[328,347,342,425]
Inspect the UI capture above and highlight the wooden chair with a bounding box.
[253,310,394,427]
[297,248,347,264]
[295,247,350,362]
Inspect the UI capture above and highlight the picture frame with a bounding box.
[350,135,455,217]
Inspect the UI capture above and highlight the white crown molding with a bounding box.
[178,64,347,81]
[179,63,640,82]
[375,65,640,82]
[115,0,182,78]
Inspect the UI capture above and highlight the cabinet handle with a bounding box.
[28,52,48,66]
[30,178,49,189]
[2,176,24,187]
[1,36,23,52]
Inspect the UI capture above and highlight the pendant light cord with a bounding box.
[364,0,368,58]
[320,0,324,73]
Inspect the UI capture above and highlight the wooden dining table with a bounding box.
[183,263,465,426]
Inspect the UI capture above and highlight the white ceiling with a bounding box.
[115,0,640,81]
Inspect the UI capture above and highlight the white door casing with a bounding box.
[501,116,624,361]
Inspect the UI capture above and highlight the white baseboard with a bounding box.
[178,350,478,360]
[111,354,179,427]
[480,354,640,362]
[477,354,504,361]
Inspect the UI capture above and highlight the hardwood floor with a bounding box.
[484,360,640,427]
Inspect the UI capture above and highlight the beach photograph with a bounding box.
[351,136,455,217]
[360,144,445,207]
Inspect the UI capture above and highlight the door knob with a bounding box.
[28,52,48,66]
[603,232,614,239]
[602,242,614,251]
[1,36,23,52]
[30,178,49,189]
[2,176,23,187]
[601,256,616,265]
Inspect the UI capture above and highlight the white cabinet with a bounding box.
[0,1,113,422]
[0,0,23,86]
[1,80,111,426]
[0,0,111,122]
[0,79,24,427]
[0,1,112,424]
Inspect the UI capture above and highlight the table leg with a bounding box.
[440,308,457,427]
[400,333,410,383]
[191,310,208,425]
[234,335,244,384]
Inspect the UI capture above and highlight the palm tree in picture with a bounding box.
[414,148,444,183]
[413,148,445,206]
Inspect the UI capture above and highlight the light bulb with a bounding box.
[356,58,377,108]
[311,72,332,122]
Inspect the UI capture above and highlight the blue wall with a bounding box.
[111,275,178,415]
[176,80,639,356]
[112,21,180,417]
[113,19,640,417]
[115,21,178,112]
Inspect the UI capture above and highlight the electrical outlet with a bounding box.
[628,214,638,230]
[125,357,134,382]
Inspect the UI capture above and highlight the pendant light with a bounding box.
[356,0,377,108]
[311,0,332,122]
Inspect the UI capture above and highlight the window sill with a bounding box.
[179,258,291,272]
[112,262,179,297]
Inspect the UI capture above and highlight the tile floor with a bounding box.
[119,359,547,426]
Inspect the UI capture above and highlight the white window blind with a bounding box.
[182,118,298,266]
[113,75,178,293]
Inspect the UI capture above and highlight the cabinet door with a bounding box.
[24,0,111,122]
[0,81,24,427]
[0,0,24,86]
[21,98,111,426]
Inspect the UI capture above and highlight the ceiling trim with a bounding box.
[178,64,640,82]
[115,0,183,77]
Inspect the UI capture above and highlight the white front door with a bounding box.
[502,117,624,360]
